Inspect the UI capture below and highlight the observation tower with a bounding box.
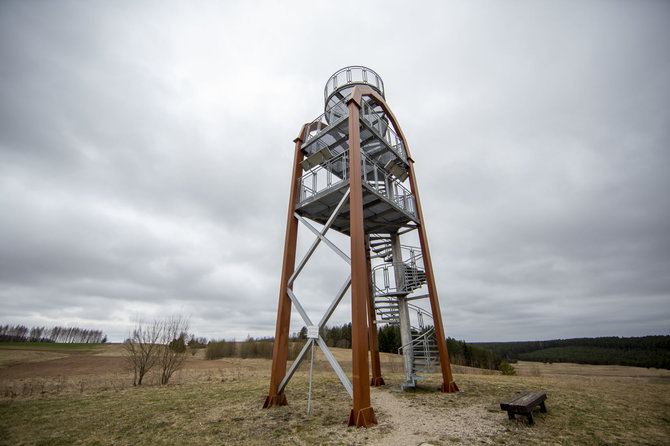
[264,66,458,427]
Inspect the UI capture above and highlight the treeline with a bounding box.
[348,323,500,371]
[0,324,107,344]
[205,324,359,361]
[476,336,670,370]
[447,337,498,370]
[205,336,305,361]
[322,323,351,348]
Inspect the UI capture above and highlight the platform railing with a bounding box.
[324,66,385,104]
[297,150,416,216]
[360,99,407,162]
[372,256,424,297]
[304,97,349,145]
[303,93,406,168]
[361,152,415,216]
[298,151,349,203]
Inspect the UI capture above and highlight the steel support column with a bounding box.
[346,97,377,427]
[365,235,384,386]
[391,232,414,383]
[264,130,305,408]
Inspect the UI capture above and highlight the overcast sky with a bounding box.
[1,0,669,343]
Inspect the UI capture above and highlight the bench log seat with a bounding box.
[500,392,547,425]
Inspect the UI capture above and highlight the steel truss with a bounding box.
[278,190,354,398]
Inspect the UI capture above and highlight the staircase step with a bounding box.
[369,241,390,248]
[369,235,389,241]
[376,291,409,298]
[413,358,440,364]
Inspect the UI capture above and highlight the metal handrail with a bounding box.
[408,303,433,327]
[372,260,424,295]
[299,151,348,202]
[369,235,423,261]
[360,99,407,162]
[402,306,436,356]
[374,289,433,321]
[297,149,417,216]
[361,151,415,216]
[398,325,438,365]
[304,96,349,144]
[324,66,385,105]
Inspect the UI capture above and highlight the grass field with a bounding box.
[1,344,669,445]
[0,342,103,349]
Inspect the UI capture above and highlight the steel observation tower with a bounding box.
[264,66,459,427]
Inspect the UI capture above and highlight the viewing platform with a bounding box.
[296,66,415,235]
[324,66,385,111]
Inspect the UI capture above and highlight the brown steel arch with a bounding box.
[350,85,459,392]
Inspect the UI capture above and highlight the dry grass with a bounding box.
[0,350,69,368]
[1,345,669,445]
[514,360,670,378]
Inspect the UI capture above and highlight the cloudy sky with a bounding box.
[1,0,668,343]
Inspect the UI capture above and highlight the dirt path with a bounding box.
[368,387,506,445]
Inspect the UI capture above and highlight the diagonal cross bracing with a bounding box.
[319,275,351,328]
[317,335,353,398]
[278,338,314,394]
[294,214,351,265]
[286,289,313,327]
[288,189,351,288]
[278,188,355,399]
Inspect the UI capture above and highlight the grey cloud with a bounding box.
[1,0,668,342]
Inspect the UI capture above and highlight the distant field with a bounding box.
[0,342,108,369]
[0,342,103,349]
[514,360,670,378]
[1,343,669,445]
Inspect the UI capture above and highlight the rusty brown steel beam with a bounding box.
[346,96,377,428]
[406,160,459,393]
[264,126,307,408]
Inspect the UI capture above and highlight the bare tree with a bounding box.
[123,320,162,386]
[157,315,189,385]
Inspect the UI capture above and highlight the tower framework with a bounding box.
[264,66,458,427]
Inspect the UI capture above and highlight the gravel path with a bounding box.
[367,387,506,445]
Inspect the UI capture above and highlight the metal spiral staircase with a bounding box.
[370,235,441,389]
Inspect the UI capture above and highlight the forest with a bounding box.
[321,323,501,371]
[476,336,670,369]
[319,325,670,371]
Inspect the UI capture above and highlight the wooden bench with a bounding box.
[500,392,547,425]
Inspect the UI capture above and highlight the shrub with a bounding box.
[206,340,236,360]
[169,337,186,353]
[499,360,516,376]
